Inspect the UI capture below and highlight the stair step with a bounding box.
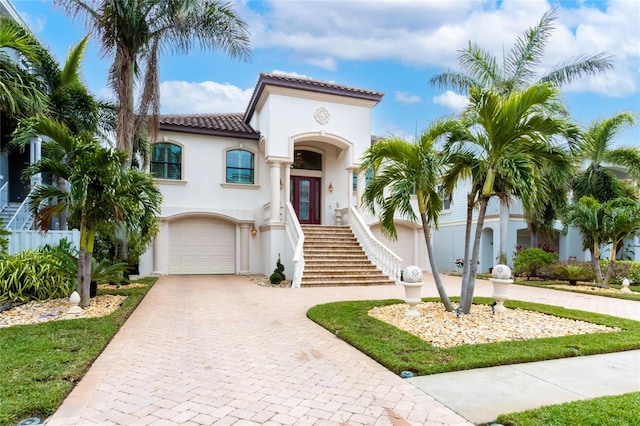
[301,279,395,287]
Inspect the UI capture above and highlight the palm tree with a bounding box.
[600,198,640,286]
[55,0,252,168]
[429,7,612,96]
[430,7,612,263]
[573,112,639,203]
[17,115,161,307]
[446,84,573,313]
[562,196,605,285]
[0,16,47,118]
[360,121,460,312]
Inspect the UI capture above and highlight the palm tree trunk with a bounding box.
[420,213,454,312]
[56,176,67,230]
[460,196,490,314]
[77,219,90,307]
[592,242,604,284]
[499,198,509,263]
[459,196,475,306]
[602,244,618,288]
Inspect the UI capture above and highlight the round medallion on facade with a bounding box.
[492,264,512,280]
[403,265,423,283]
[314,107,330,125]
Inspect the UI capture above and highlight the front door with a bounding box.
[290,176,321,224]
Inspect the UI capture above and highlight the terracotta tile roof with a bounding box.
[244,72,384,121]
[159,113,260,140]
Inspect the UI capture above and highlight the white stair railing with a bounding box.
[6,187,36,231]
[285,202,305,288]
[349,206,402,284]
[0,181,8,212]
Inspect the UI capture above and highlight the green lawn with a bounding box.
[513,279,640,301]
[0,278,156,426]
[307,297,640,376]
[493,392,640,426]
[308,297,640,425]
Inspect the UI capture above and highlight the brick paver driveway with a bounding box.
[46,275,473,426]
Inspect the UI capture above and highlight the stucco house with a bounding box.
[141,73,425,285]
[140,72,639,283]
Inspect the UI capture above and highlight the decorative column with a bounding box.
[284,162,291,206]
[356,170,365,210]
[268,160,281,224]
[347,169,354,212]
[239,224,250,274]
[153,219,167,275]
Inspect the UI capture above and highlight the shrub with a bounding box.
[0,250,75,304]
[554,264,594,285]
[269,254,286,285]
[513,248,558,280]
[600,260,640,284]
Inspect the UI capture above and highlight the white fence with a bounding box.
[7,230,80,255]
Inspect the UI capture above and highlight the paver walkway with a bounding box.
[45,274,639,425]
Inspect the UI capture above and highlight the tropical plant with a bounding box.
[554,264,593,285]
[15,116,162,307]
[0,250,75,304]
[572,112,639,203]
[0,16,47,118]
[563,196,606,285]
[55,0,252,168]
[444,83,573,313]
[430,7,611,262]
[600,198,640,287]
[361,122,463,311]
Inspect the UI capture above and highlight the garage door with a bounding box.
[371,224,415,270]
[169,217,236,274]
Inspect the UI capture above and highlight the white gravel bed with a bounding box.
[0,294,126,328]
[368,302,620,348]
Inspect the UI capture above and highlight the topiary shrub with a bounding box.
[269,254,286,285]
[513,248,558,280]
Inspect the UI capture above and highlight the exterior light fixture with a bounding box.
[251,225,257,236]
[328,183,333,192]
[280,179,283,189]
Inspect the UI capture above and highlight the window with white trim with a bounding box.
[151,142,182,180]
[226,149,254,184]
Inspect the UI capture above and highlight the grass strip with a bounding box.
[0,277,156,426]
[307,297,640,376]
[512,280,640,301]
[492,392,640,426]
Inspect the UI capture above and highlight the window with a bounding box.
[226,149,254,184]
[151,143,182,180]
[292,150,322,170]
[353,169,374,192]
[440,186,452,211]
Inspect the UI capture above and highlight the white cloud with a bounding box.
[432,91,469,113]
[242,0,638,97]
[271,70,311,79]
[159,81,253,114]
[394,91,421,105]
[18,11,46,33]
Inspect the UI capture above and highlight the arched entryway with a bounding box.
[290,149,323,224]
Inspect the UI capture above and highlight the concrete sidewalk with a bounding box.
[409,350,640,424]
[44,274,639,425]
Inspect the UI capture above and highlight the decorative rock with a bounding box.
[492,264,512,280]
[403,265,423,283]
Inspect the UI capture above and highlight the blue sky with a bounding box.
[13,0,640,146]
